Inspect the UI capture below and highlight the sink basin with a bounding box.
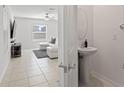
[78,47,97,55]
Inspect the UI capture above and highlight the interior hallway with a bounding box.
[0,49,59,87]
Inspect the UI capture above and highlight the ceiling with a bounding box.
[9,5,58,20]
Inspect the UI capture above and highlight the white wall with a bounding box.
[15,17,58,50]
[78,5,94,47]
[0,5,13,82]
[92,6,124,86]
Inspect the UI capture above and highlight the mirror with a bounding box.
[77,7,88,46]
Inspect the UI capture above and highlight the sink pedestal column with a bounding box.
[78,47,97,87]
[79,54,92,87]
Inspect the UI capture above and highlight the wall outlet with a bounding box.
[122,63,124,69]
[113,35,117,40]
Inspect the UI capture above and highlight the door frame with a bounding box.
[58,5,78,87]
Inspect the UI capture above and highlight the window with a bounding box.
[32,25,47,41]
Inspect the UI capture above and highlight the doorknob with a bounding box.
[59,63,68,73]
[59,63,65,68]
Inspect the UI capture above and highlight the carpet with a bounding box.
[33,49,48,59]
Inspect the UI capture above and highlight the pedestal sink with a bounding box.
[78,47,97,55]
[78,47,97,87]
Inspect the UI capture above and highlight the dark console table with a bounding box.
[11,43,21,58]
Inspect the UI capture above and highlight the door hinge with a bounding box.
[68,64,76,71]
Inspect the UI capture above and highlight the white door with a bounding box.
[58,5,78,87]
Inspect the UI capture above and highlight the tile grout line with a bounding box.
[1,50,58,87]
[32,51,50,85]
[34,59,49,83]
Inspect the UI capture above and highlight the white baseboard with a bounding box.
[89,71,120,87]
[0,58,10,83]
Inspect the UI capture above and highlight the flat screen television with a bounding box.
[10,20,15,39]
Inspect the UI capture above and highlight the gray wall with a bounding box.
[78,5,124,86]
[92,6,124,86]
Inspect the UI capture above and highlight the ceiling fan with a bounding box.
[43,12,57,21]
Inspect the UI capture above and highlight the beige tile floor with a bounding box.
[0,49,60,87]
